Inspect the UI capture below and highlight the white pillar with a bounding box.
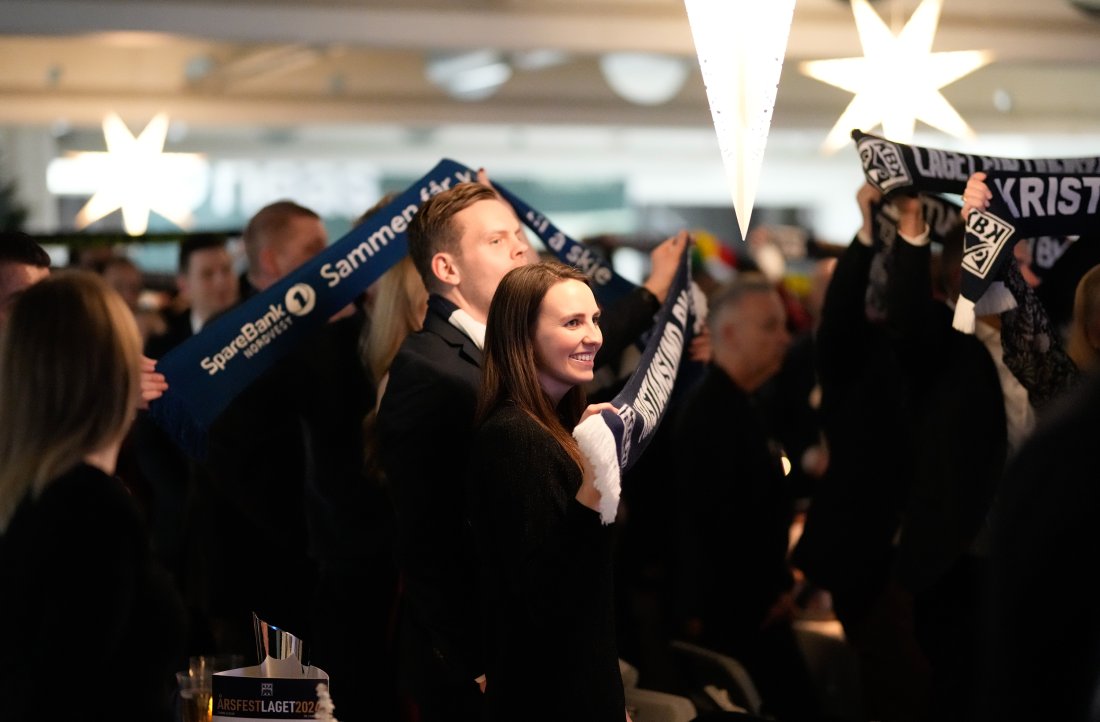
[0,126,59,232]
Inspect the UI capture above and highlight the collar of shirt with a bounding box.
[447,306,486,351]
[190,309,205,335]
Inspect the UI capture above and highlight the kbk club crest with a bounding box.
[963,210,1016,280]
[858,136,913,193]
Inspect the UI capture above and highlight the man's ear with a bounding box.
[1086,318,1100,355]
[431,252,460,287]
[718,315,740,352]
[176,273,189,297]
[258,245,280,278]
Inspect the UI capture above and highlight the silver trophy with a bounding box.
[252,612,308,667]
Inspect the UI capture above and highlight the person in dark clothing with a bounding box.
[802,186,1010,720]
[886,193,1008,722]
[188,200,399,722]
[470,261,624,721]
[792,186,930,721]
[192,200,329,656]
[674,275,822,722]
[0,272,186,722]
[976,371,1100,722]
[378,181,684,721]
[135,234,238,641]
[145,233,238,359]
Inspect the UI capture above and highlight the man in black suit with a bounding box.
[135,234,236,600]
[194,200,399,722]
[378,181,684,721]
[146,234,237,359]
[673,276,822,721]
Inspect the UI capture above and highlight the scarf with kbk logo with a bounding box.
[957,172,1100,332]
[852,130,1100,331]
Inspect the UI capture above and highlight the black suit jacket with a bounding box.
[145,307,194,360]
[674,366,795,644]
[378,298,485,682]
[196,309,376,646]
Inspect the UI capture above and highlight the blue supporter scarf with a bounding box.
[149,160,637,457]
[490,182,637,304]
[573,239,702,524]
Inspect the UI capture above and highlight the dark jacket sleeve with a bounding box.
[887,237,1008,591]
[816,237,877,390]
[378,346,484,681]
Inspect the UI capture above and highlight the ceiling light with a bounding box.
[425,50,513,101]
[510,49,569,72]
[800,0,992,153]
[599,52,690,106]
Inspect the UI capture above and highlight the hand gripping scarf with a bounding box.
[573,240,705,524]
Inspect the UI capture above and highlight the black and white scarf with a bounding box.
[853,130,1100,331]
[865,192,963,320]
[573,240,704,524]
[957,171,1100,331]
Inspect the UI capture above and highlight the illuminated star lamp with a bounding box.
[684,0,796,244]
[74,112,205,235]
[800,0,993,153]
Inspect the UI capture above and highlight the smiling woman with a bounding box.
[469,261,627,722]
[533,275,603,403]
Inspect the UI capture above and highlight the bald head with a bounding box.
[243,201,327,290]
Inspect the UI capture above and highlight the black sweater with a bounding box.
[0,463,186,722]
[469,403,624,722]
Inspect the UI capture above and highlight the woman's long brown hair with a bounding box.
[477,262,592,472]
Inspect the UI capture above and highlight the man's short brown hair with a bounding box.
[242,200,320,268]
[407,182,499,289]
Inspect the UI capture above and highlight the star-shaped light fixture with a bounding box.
[800,0,992,153]
[74,112,205,235]
[684,0,796,242]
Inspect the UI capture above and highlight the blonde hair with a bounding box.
[365,256,428,382]
[1067,264,1100,371]
[0,271,142,531]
